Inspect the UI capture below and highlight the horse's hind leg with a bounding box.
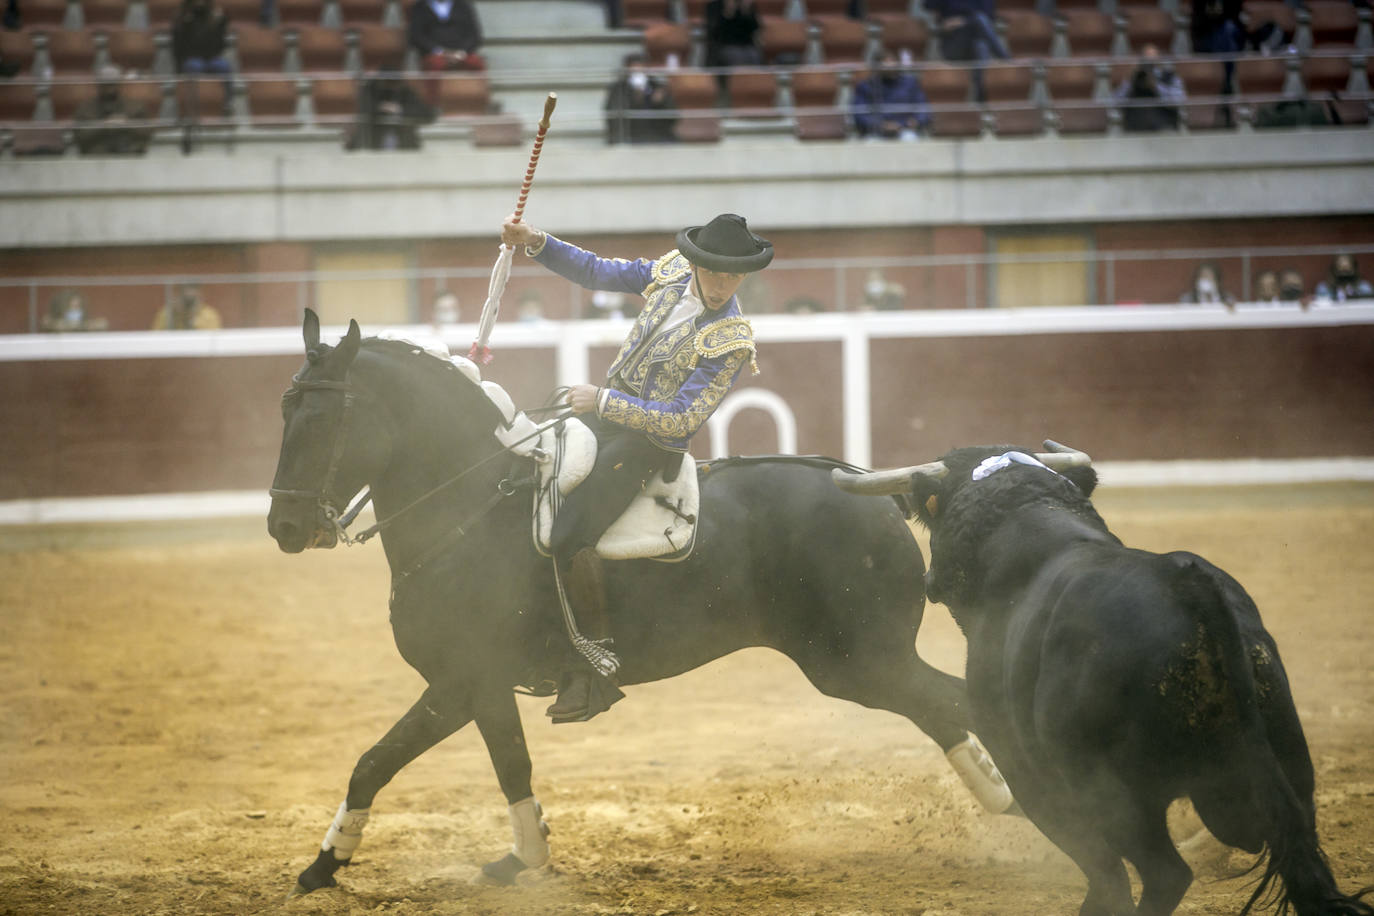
[290,686,472,898]
[791,650,1014,813]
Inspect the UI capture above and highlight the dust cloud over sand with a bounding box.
[0,485,1371,915]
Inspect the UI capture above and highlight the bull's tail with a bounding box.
[1179,557,1373,916]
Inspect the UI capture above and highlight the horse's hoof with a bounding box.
[285,882,311,901]
[288,847,345,899]
[473,852,526,886]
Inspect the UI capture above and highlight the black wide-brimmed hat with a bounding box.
[676,214,774,274]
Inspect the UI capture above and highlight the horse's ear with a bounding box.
[303,308,320,352]
[335,319,362,368]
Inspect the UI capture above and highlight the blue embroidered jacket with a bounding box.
[534,234,758,452]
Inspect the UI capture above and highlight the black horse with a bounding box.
[267,310,1009,896]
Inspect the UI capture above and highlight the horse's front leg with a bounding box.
[473,688,550,886]
[289,685,473,898]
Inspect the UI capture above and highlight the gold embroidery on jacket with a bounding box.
[607,285,681,382]
[642,249,692,299]
[621,314,695,397]
[696,316,759,375]
[601,348,750,444]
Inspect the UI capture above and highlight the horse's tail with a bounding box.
[1179,558,1373,916]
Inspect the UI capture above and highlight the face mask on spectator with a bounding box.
[627,72,649,92]
[1280,283,1303,301]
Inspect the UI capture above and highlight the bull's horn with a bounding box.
[1036,440,1092,470]
[832,461,949,496]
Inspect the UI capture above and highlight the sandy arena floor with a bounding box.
[1,484,1371,916]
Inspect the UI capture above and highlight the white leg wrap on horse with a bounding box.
[321,802,371,860]
[946,736,1014,814]
[508,796,550,868]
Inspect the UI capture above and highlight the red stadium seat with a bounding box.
[982,61,1040,135]
[806,0,854,16]
[48,79,94,118]
[1122,6,1175,53]
[295,25,348,70]
[220,0,267,23]
[1235,54,1288,95]
[1305,0,1359,48]
[999,9,1054,58]
[353,24,406,70]
[104,28,158,72]
[176,75,229,120]
[921,63,982,136]
[337,0,389,24]
[1174,58,1228,129]
[233,24,288,72]
[684,0,790,19]
[0,80,40,121]
[277,0,327,26]
[42,28,99,73]
[814,14,869,62]
[432,71,488,115]
[0,30,37,75]
[726,67,779,114]
[83,0,130,27]
[19,0,70,28]
[790,65,846,139]
[873,14,925,59]
[760,16,809,64]
[1241,0,1297,42]
[310,74,357,125]
[244,75,302,125]
[643,20,691,65]
[1302,54,1367,124]
[862,0,911,13]
[144,0,182,27]
[1062,9,1114,56]
[1045,61,1108,133]
[622,0,673,28]
[667,69,721,141]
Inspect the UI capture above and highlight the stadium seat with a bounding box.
[1121,6,1174,53]
[472,113,523,146]
[296,25,348,70]
[220,0,267,23]
[176,75,229,120]
[814,14,869,63]
[104,28,159,72]
[310,74,357,125]
[43,29,100,73]
[1301,54,1367,124]
[48,79,94,118]
[982,61,1041,135]
[999,9,1054,58]
[921,63,982,136]
[622,0,673,28]
[667,69,721,141]
[0,30,37,75]
[873,13,925,59]
[1305,0,1359,48]
[83,0,130,28]
[862,0,912,14]
[1174,58,1228,129]
[1062,9,1115,56]
[726,67,780,114]
[232,24,288,72]
[19,0,71,29]
[143,0,182,27]
[643,20,691,65]
[806,0,855,16]
[432,72,488,116]
[760,16,810,64]
[0,80,40,121]
[683,0,791,19]
[337,0,389,25]
[244,76,302,125]
[1235,54,1288,95]
[1045,61,1108,133]
[352,24,406,70]
[277,0,327,26]
[790,65,847,139]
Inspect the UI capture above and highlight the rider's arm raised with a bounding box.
[531,235,655,296]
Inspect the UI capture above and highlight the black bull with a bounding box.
[836,444,1373,916]
[266,312,1012,896]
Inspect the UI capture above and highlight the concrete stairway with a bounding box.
[477,0,643,142]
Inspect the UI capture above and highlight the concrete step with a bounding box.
[476,0,610,37]
[484,31,643,74]
[490,82,608,131]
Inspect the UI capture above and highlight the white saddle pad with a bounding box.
[534,418,699,562]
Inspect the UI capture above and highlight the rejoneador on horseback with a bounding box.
[500,211,774,724]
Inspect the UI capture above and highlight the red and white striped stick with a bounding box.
[469,92,558,365]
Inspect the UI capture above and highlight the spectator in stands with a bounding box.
[3,0,19,29]
[152,283,224,330]
[604,54,678,144]
[852,49,931,140]
[1114,45,1186,132]
[173,0,231,81]
[1278,268,1306,305]
[1313,253,1374,303]
[924,0,1008,101]
[409,0,486,77]
[705,0,764,70]
[1253,270,1281,304]
[1190,0,1243,55]
[1178,261,1232,305]
[860,268,907,309]
[585,289,628,319]
[517,290,549,323]
[41,290,108,332]
[74,66,155,156]
[784,296,823,315]
[349,67,436,151]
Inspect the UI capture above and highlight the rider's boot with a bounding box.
[547,548,624,723]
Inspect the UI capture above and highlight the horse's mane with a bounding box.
[358,336,479,390]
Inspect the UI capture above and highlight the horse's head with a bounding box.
[268,309,393,553]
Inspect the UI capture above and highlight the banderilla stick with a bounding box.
[512,92,557,225]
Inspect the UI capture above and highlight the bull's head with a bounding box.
[833,441,1100,606]
[267,310,392,553]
